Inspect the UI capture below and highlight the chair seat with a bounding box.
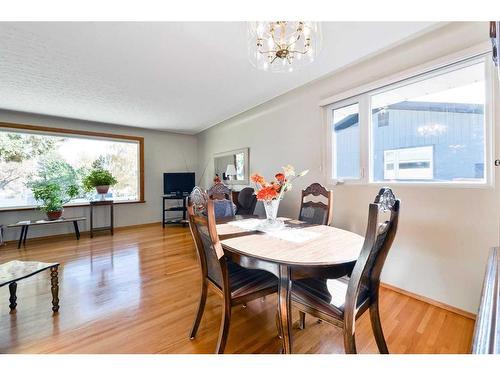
[227,261,277,300]
[292,276,370,320]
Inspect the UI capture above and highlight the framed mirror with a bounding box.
[214,148,249,185]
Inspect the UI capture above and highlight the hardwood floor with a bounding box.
[0,224,474,354]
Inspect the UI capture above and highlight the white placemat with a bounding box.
[265,228,321,243]
[226,218,262,231]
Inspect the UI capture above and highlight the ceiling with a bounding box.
[0,22,440,134]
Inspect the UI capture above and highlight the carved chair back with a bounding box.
[299,183,333,225]
[207,183,232,200]
[344,188,400,321]
[187,187,229,292]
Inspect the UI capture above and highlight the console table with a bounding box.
[8,217,86,249]
[90,200,114,238]
[162,195,188,227]
[0,260,60,313]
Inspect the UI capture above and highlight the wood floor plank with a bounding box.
[0,225,474,354]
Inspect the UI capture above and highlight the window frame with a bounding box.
[0,122,145,211]
[326,97,365,184]
[324,46,495,189]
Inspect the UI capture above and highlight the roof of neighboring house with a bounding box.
[334,101,484,131]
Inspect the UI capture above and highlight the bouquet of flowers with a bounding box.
[250,165,308,228]
[250,165,309,202]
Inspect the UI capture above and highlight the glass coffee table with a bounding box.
[0,260,60,313]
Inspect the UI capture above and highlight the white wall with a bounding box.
[0,109,198,240]
[196,22,497,314]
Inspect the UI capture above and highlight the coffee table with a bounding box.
[0,260,60,313]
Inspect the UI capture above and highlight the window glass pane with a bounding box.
[0,130,140,208]
[332,103,360,179]
[371,61,485,183]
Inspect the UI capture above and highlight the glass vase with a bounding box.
[263,199,283,229]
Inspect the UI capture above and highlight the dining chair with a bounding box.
[235,187,257,215]
[187,186,278,354]
[207,183,235,218]
[291,187,400,354]
[298,183,333,226]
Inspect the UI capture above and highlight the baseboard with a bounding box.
[3,221,162,246]
[381,282,476,320]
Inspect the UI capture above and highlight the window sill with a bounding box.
[330,180,494,190]
[0,200,146,213]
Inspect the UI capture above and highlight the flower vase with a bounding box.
[262,199,283,230]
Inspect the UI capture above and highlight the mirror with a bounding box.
[214,148,249,185]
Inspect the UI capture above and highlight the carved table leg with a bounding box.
[277,264,293,354]
[50,265,60,312]
[9,282,17,311]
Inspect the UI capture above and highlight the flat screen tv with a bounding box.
[163,172,195,196]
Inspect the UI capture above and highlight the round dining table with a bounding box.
[217,217,364,354]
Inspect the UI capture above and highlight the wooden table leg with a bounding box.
[17,226,26,249]
[50,265,60,313]
[9,282,17,311]
[277,264,293,354]
[73,221,80,240]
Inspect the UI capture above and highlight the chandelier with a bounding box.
[248,21,321,72]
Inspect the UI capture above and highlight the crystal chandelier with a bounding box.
[248,21,321,72]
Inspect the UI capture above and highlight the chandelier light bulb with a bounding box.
[248,21,321,73]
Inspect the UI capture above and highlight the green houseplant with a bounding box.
[83,163,118,195]
[31,181,80,220]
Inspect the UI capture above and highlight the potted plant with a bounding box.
[31,181,80,220]
[83,164,118,195]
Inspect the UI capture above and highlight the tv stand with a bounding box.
[162,194,188,227]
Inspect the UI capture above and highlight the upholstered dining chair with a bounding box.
[291,187,400,354]
[187,186,278,354]
[298,183,333,226]
[207,183,235,218]
[235,187,257,215]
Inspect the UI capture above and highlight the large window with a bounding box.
[327,53,492,186]
[0,125,143,209]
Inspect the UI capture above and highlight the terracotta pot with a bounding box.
[96,185,110,194]
[46,210,63,221]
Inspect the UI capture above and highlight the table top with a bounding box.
[8,216,86,227]
[90,200,114,206]
[219,218,364,266]
[0,260,59,287]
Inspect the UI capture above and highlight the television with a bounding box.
[163,172,195,196]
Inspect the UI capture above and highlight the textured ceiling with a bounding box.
[0,22,439,134]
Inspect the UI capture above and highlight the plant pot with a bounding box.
[95,185,110,194]
[46,210,63,221]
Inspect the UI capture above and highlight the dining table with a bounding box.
[216,216,364,354]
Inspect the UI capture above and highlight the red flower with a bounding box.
[251,173,265,185]
[256,186,279,201]
[275,173,286,183]
[270,181,281,191]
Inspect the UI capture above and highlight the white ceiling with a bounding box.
[0,22,440,134]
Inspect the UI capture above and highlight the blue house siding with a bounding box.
[333,101,485,181]
[335,122,360,178]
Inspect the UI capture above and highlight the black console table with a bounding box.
[162,195,188,227]
[90,200,114,238]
